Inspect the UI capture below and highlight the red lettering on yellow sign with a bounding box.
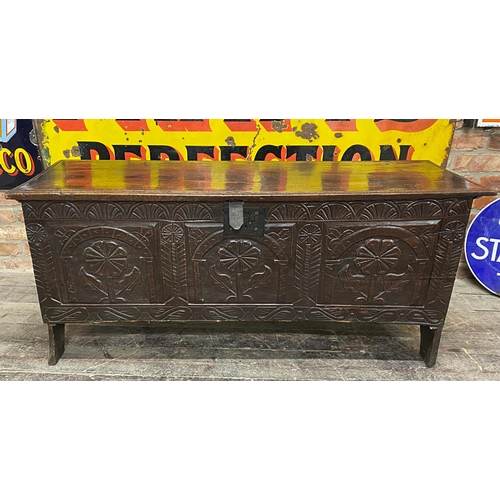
[0,148,17,174]
[120,146,148,160]
[115,119,150,132]
[0,147,35,176]
[259,120,293,132]
[374,119,438,133]
[89,144,115,160]
[155,120,212,132]
[53,119,88,131]
[223,120,258,132]
[15,149,35,175]
[325,120,358,132]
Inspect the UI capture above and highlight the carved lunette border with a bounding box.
[21,198,473,222]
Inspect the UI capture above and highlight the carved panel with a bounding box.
[160,222,188,302]
[313,202,356,221]
[23,198,473,223]
[21,202,38,220]
[130,202,171,220]
[358,202,399,220]
[23,201,219,222]
[426,217,468,310]
[446,199,472,216]
[252,305,297,320]
[84,203,128,219]
[294,224,323,304]
[204,239,277,302]
[97,306,142,321]
[46,223,162,304]
[172,203,215,221]
[202,306,246,320]
[401,200,443,219]
[150,305,193,321]
[268,203,311,221]
[306,306,443,324]
[42,202,81,219]
[321,221,440,306]
[26,222,61,305]
[22,197,474,342]
[44,307,89,323]
[185,222,295,304]
[40,303,445,325]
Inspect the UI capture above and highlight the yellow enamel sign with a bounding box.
[38,119,454,167]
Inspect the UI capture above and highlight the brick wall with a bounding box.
[0,192,31,270]
[448,120,500,211]
[1,121,499,275]
[446,120,500,278]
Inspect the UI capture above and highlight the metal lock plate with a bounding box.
[223,202,265,236]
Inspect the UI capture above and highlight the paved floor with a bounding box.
[0,269,499,380]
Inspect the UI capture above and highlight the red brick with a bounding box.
[16,209,24,222]
[0,225,27,240]
[475,175,500,192]
[0,208,15,223]
[0,192,21,206]
[473,196,498,210]
[0,242,22,256]
[488,135,500,150]
[1,257,33,270]
[23,241,31,255]
[451,133,484,151]
[453,155,500,172]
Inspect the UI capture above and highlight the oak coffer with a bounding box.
[6,160,495,366]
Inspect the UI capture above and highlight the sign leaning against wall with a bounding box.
[36,119,455,168]
[465,198,500,295]
[0,119,44,189]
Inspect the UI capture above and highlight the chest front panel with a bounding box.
[22,197,471,324]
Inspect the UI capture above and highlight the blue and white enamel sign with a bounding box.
[465,198,500,295]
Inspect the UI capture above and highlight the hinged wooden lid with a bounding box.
[6,160,496,202]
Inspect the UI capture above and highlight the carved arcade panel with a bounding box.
[22,199,473,328]
[185,222,296,304]
[45,223,163,304]
[321,221,440,306]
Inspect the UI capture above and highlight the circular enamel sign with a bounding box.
[465,198,500,295]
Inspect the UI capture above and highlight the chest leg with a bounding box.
[48,323,65,365]
[419,324,443,367]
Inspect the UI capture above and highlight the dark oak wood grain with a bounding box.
[48,323,65,365]
[6,160,495,367]
[6,160,494,202]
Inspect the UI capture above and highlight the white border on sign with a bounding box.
[464,197,500,296]
[476,119,500,127]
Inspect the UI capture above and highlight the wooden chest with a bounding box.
[7,160,494,366]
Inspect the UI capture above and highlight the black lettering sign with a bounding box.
[255,145,282,161]
[78,141,111,160]
[220,146,248,161]
[149,145,180,160]
[341,145,372,161]
[286,146,318,161]
[379,145,413,161]
[322,146,337,161]
[114,145,142,160]
[186,146,215,161]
